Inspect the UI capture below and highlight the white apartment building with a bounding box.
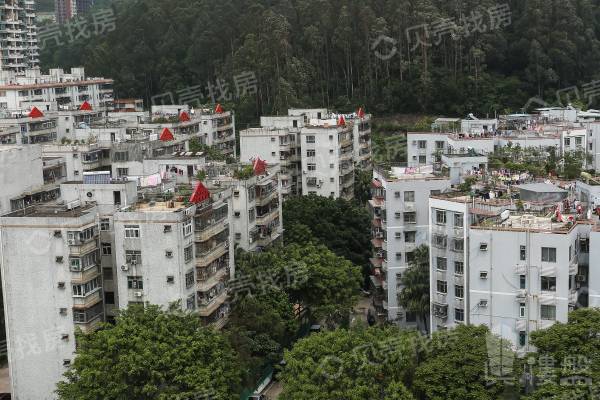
[239,127,298,198]
[0,68,113,110]
[429,192,593,352]
[0,144,61,215]
[300,118,355,200]
[113,192,234,327]
[0,203,102,400]
[370,165,451,327]
[0,0,39,74]
[208,163,283,251]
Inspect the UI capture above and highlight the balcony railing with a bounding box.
[198,291,228,317]
[197,268,228,292]
[195,219,228,242]
[196,241,229,267]
[256,208,279,226]
[70,265,100,284]
[69,240,98,257]
[72,289,102,309]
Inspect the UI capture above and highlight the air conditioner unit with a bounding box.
[61,334,69,341]
[59,308,67,315]
[576,275,585,282]
[55,256,64,263]
[120,264,129,272]
[53,230,62,238]
[480,271,488,279]
[166,276,175,283]
[134,291,143,297]
[62,359,71,367]
[130,260,138,266]
[165,251,173,258]
[57,282,65,289]
[478,299,488,307]
[479,243,488,251]
[67,239,76,245]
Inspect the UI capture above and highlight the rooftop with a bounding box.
[127,200,189,213]
[517,183,568,194]
[3,203,95,218]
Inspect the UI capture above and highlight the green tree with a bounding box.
[56,304,241,400]
[279,327,419,400]
[413,325,513,400]
[398,245,430,333]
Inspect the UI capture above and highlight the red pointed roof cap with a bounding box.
[79,101,93,111]
[29,106,44,118]
[338,115,346,126]
[214,103,224,114]
[159,127,174,141]
[189,182,210,204]
[253,157,267,176]
[179,111,191,122]
[357,107,365,118]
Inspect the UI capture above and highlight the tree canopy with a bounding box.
[56,304,242,400]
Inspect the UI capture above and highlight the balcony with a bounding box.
[255,189,278,206]
[195,219,228,242]
[198,291,228,316]
[197,268,228,292]
[72,289,102,309]
[569,290,578,305]
[69,239,98,256]
[196,241,229,267]
[256,208,279,226]
[256,229,282,247]
[569,257,578,275]
[71,265,100,284]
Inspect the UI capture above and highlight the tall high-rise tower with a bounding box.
[0,0,39,74]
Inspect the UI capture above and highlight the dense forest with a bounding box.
[40,0,600,123]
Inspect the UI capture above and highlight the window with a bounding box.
[430,190,441,196]
[453,239,464,252]
[576,136,583,146]
[435,209,446,224]
[564,137,571,146]
[454,213,463,227]
[404,191,415,202]
[418,155,426,164]
[405,311,417,322]
[433,234,447,249]
[271,137,276,142]
[125,250,142,265]
[185,270,194,288]
[183,219,193,237]
[541,276,557,291]
[519,331,527,347]
[101,242,111,255]
[307,163,316,171]
[403,212,416,224]
[184,245,193,263]
[72,277,100,297]
[405,252,415,264]
[435,141,445,150]
[542,247,556,262]
[436,257,447,271]
[395,252,402,261]
[306,135,315,143]
[114,151,128,162]
[540,305,556,321]
[418,140,426,149]
[436,280,447,294]
[519,302,526,318]
[127,276,143,290]
[404,231,416,243]
[117,168,129,177]
[520,245,526,261]
[519,275,526,289]
[395,232,402,239]
[394,212,401,219]
[455,285,464,299]
[124,225,140,238]
[455,308,464,322]
[104,291,115,305]
[186,295,196,310]
[306,150,316,157]
[454,261,464,275]
[100,218,110,231]
[103,268,113,280]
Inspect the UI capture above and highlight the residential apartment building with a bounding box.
[0,0,39,74]
[0,68,113,110]
[0,203,102,399]
[55,0,95,25]
[208,163,283,251]
[370,165,451,327]
[300,117,354,200]
[429,190,593,352]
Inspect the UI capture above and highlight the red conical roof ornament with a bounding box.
[79,101,93,111]
[214,103,224,114]
[190,181,210,204]
[357,107,365,119]
[179,111,191,122]
[252,157,267,176]
[29,106,44,118]
[338,115,346,126]
[159,127,174,141]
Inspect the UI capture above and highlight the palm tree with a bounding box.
[398,245,430,334]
